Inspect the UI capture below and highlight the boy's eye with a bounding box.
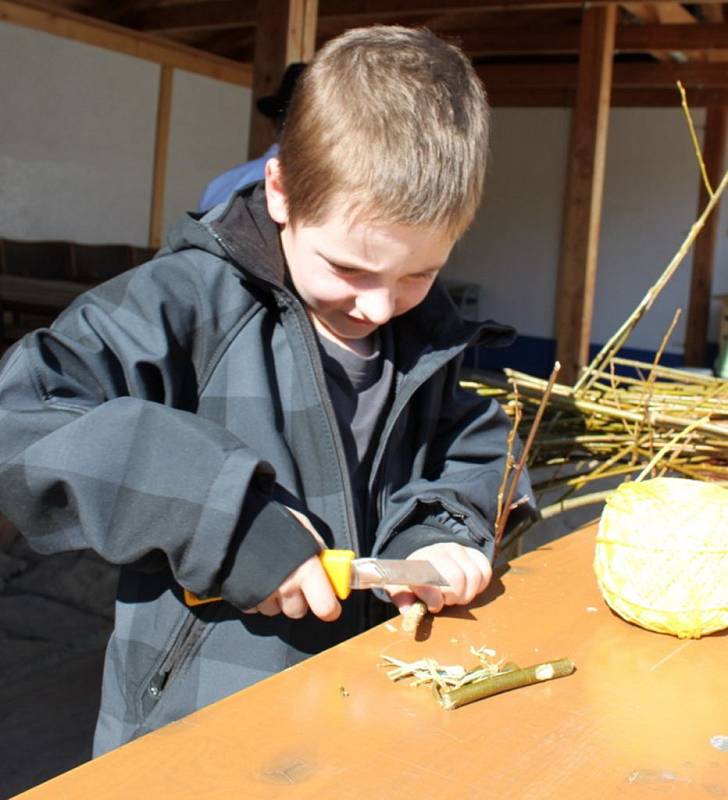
[330,263,361,277]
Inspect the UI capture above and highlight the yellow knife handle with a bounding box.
[184,589,221,606]
[184,549,356,606]
[319,549,355,600]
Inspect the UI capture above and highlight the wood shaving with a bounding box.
[380,647,506,692]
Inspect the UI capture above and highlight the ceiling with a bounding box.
[11,1,728,105]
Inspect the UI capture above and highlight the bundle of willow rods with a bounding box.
[462,357,728,526]
[461,96,728,534]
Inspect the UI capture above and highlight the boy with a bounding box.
[0,26,535,755]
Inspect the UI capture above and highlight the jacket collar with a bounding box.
[209,182,287,288]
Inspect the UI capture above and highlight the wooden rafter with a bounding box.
[621,1,703,63]
[317,0,721,14]
[0,0,252,85]
[476,61,728,89]
[126,1,256,33]
[487,87,728,107]
[108,0,728,33]
[446,22,728,55]
[617,22,728,51]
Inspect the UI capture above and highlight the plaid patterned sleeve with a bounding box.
[0,254,314,601]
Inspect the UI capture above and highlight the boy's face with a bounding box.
[265,159,455,350]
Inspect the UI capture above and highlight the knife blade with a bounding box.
[184,548,449,606]
[319,549,449,600]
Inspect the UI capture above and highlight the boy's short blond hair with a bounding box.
[278,26,489,239]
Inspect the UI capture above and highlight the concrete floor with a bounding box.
[0,517,117,798]
[0,485,607,799]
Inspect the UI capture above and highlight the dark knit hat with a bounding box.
[256,62,306,120]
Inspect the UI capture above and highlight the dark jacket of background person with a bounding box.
[0,184,536,755]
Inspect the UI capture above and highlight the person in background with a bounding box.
[198,62,306,212]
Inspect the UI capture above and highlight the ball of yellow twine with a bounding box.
[594,478,728,639]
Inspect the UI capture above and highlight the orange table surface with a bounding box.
[15,524,727,799]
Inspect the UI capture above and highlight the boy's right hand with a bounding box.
[242,507,341,622]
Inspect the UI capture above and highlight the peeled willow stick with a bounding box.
[438,658,576,710]
[401,600,428,635]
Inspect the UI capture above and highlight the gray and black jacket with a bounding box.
[0,184,536,754]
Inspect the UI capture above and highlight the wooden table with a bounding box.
[14,525,728,799]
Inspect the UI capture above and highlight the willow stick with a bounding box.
[609,360,638,441]
[575,166,728,394]
[438,658,576,710]
[572,440,640,490]
[677,81,714,197]
[609,358,722,385]
[546,395,727,438]
[636,416,712,481]
[497,381,522,522]
[494,362,560,551]
[539,491,613,519]
[635,309,682,461]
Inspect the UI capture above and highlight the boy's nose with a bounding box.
[356,289,396,325]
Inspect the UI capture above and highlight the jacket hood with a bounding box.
[165,182,516,353]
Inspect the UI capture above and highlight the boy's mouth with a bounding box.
[345,314,374,326]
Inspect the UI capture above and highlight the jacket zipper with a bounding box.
[370,341,472,527]
[279,293,359,553]
[210,231,358,554]
[147,612,206,702]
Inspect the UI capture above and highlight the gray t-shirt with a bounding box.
[317,325,395,545]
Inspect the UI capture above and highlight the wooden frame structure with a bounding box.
[2,0,728,376]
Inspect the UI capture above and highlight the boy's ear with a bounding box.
[264,158,290,226]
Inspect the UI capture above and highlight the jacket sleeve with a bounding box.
[373,355,538,563]
[0,257,319,608]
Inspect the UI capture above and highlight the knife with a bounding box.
[184,548,449,606]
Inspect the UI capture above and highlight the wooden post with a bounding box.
[683,107,727,366]
[554,6,617,385]
[248,0,318,159]
[148,65,173,249]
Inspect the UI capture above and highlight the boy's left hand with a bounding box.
[388,542,492,615]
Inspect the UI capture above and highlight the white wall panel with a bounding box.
[164,69,251,230]
[0,22,157,245]
[447,109,570,339]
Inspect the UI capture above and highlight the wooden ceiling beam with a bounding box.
[477,61,728,89]
[128,1,256,33]
[487,86,728,106]
[621,1,697,24]
[620,1,699,62]
[126,0,728,34]
[315,0,725,14]
[130,7,728,58]
[451,23,728,55]
[93,0,159,23]
[617,22,728,51]
[0,0,252,85]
